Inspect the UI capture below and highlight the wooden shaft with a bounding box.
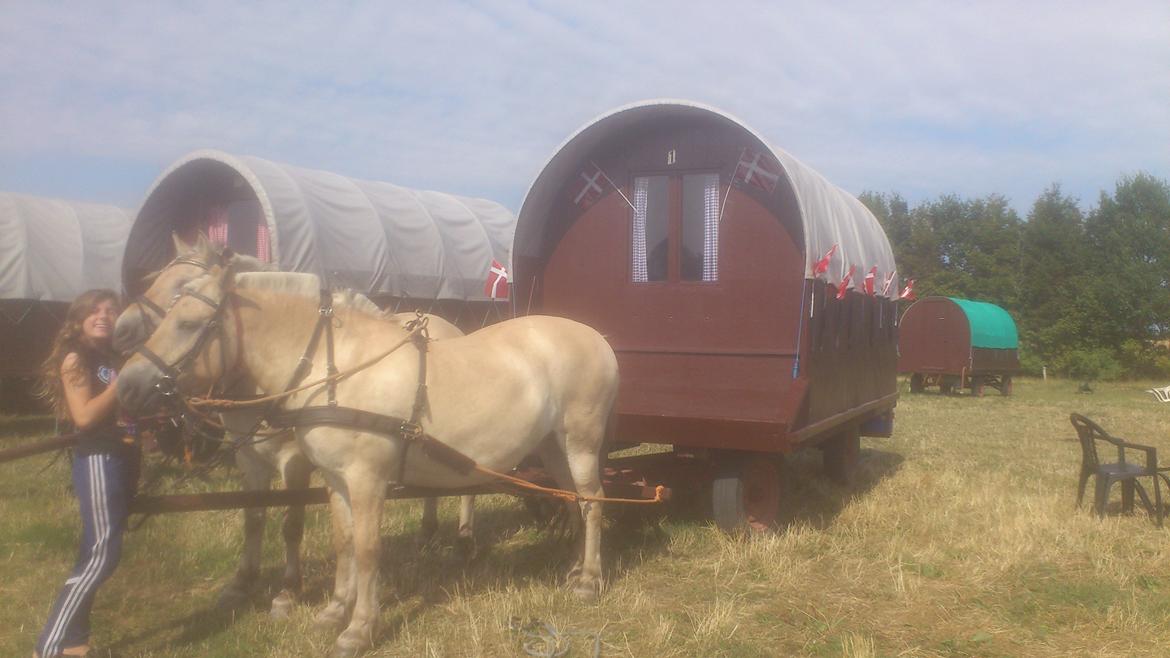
[0,433,81,464]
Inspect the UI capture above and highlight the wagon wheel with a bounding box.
[822,428,861,486]
[971,376,985,397]
[1001,375,1013,396]
[909,374,924,393]
[712,454,780,532]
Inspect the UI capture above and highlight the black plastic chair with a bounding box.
[1071,413,1170,527]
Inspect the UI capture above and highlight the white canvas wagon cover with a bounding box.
[0,192,133,303]
[124,150,515,301]
[517,99,898,296]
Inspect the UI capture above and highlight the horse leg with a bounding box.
[334,469,389,658]
[534,439,588,586]
[270,447,311,619]
[217,447,271,610]
[560,419,607,602]
[314,478,355,633]
[456,495,476,558]
[419,497,438,544]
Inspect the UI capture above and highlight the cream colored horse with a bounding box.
[113,235,472,619]
[117,264,618,658]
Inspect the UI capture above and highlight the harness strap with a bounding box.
[266,404,477,477]
[322,290,339,407]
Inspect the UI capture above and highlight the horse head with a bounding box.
[113,232,272,354]
[118,263,241,415]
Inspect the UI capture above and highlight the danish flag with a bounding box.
[484,259,509,299]
[899,278,916,301]
[880,270,897,297]
[732,147,781,195]
[811,244,838,278]
[836,265,856,300]
[864,266,877,296]
[569,163,614,209]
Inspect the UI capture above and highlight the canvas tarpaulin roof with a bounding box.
[124,150,515,301]
[948,297,1019,350]
[0,192,133,302]
[516,99,898,297]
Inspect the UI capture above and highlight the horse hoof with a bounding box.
[570,578,601,603]
[313,603,349,633]
[332,629,372,658]
[216,586,250,611]
[269,590,296,620]
[455,535,477,560]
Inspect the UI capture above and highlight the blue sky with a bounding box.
[1,1,1167,216]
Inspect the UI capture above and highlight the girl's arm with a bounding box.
[61,352,120,430]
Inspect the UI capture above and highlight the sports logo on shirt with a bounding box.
[97,366,116,385]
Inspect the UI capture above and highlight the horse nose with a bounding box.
[116,361,157,414]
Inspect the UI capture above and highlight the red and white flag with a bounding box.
[484,259,509,299]
[836,265,856,300]
[863,266,877,296]
[880,270,897,297]
[732,147,781,195]
[569,163,614,209]
[899,278,916,301]
[811,244,838,278]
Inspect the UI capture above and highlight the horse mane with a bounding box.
[232,272,384,318]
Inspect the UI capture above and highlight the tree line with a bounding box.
[860,173,1170,380]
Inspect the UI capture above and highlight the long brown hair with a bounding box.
[36,289,122,419]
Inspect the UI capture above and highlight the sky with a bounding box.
[1,1,1167,217]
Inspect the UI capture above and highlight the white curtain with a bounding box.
[702,176,720,281]
[632,177,649,283]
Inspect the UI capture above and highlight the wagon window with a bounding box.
[681,173,721,281]
[632,175,669,282]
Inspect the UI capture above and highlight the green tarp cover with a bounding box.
[948,297,1018,350]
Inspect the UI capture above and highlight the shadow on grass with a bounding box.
[108,496,676,653]
[776,447,905,530]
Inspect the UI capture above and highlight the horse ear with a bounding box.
[220,261,239,292]
[172,231,191,256]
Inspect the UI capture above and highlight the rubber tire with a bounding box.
[712,455,780,532]
[909,374,924,393]
[1001,375,1013,396]
[939,381,954,395]
[971,377,984,397]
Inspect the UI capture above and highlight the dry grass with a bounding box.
[4,378,1170,657]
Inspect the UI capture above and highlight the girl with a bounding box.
[33,289,138,658]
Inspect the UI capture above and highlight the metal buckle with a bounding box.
[399,421,423,440]
[156,374,177,397]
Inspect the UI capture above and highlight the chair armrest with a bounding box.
[1115,441,1158,470]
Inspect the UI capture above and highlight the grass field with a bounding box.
[4,378,1170,657]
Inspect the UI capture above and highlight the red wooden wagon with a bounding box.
[514,100,901,529]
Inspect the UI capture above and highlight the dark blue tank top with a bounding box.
[71,357,133,456]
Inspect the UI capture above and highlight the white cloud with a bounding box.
[0,0,1166,212]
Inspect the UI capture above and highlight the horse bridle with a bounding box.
[132,255,215,335]
[135,285,233,399]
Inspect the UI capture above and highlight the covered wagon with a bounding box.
[0,192,133,409]
[122,149,515,330]
[515,100,900,528]
[898,296,1019,396]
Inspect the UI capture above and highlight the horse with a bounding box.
[117,263,618,657]
[112,234,474,618]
